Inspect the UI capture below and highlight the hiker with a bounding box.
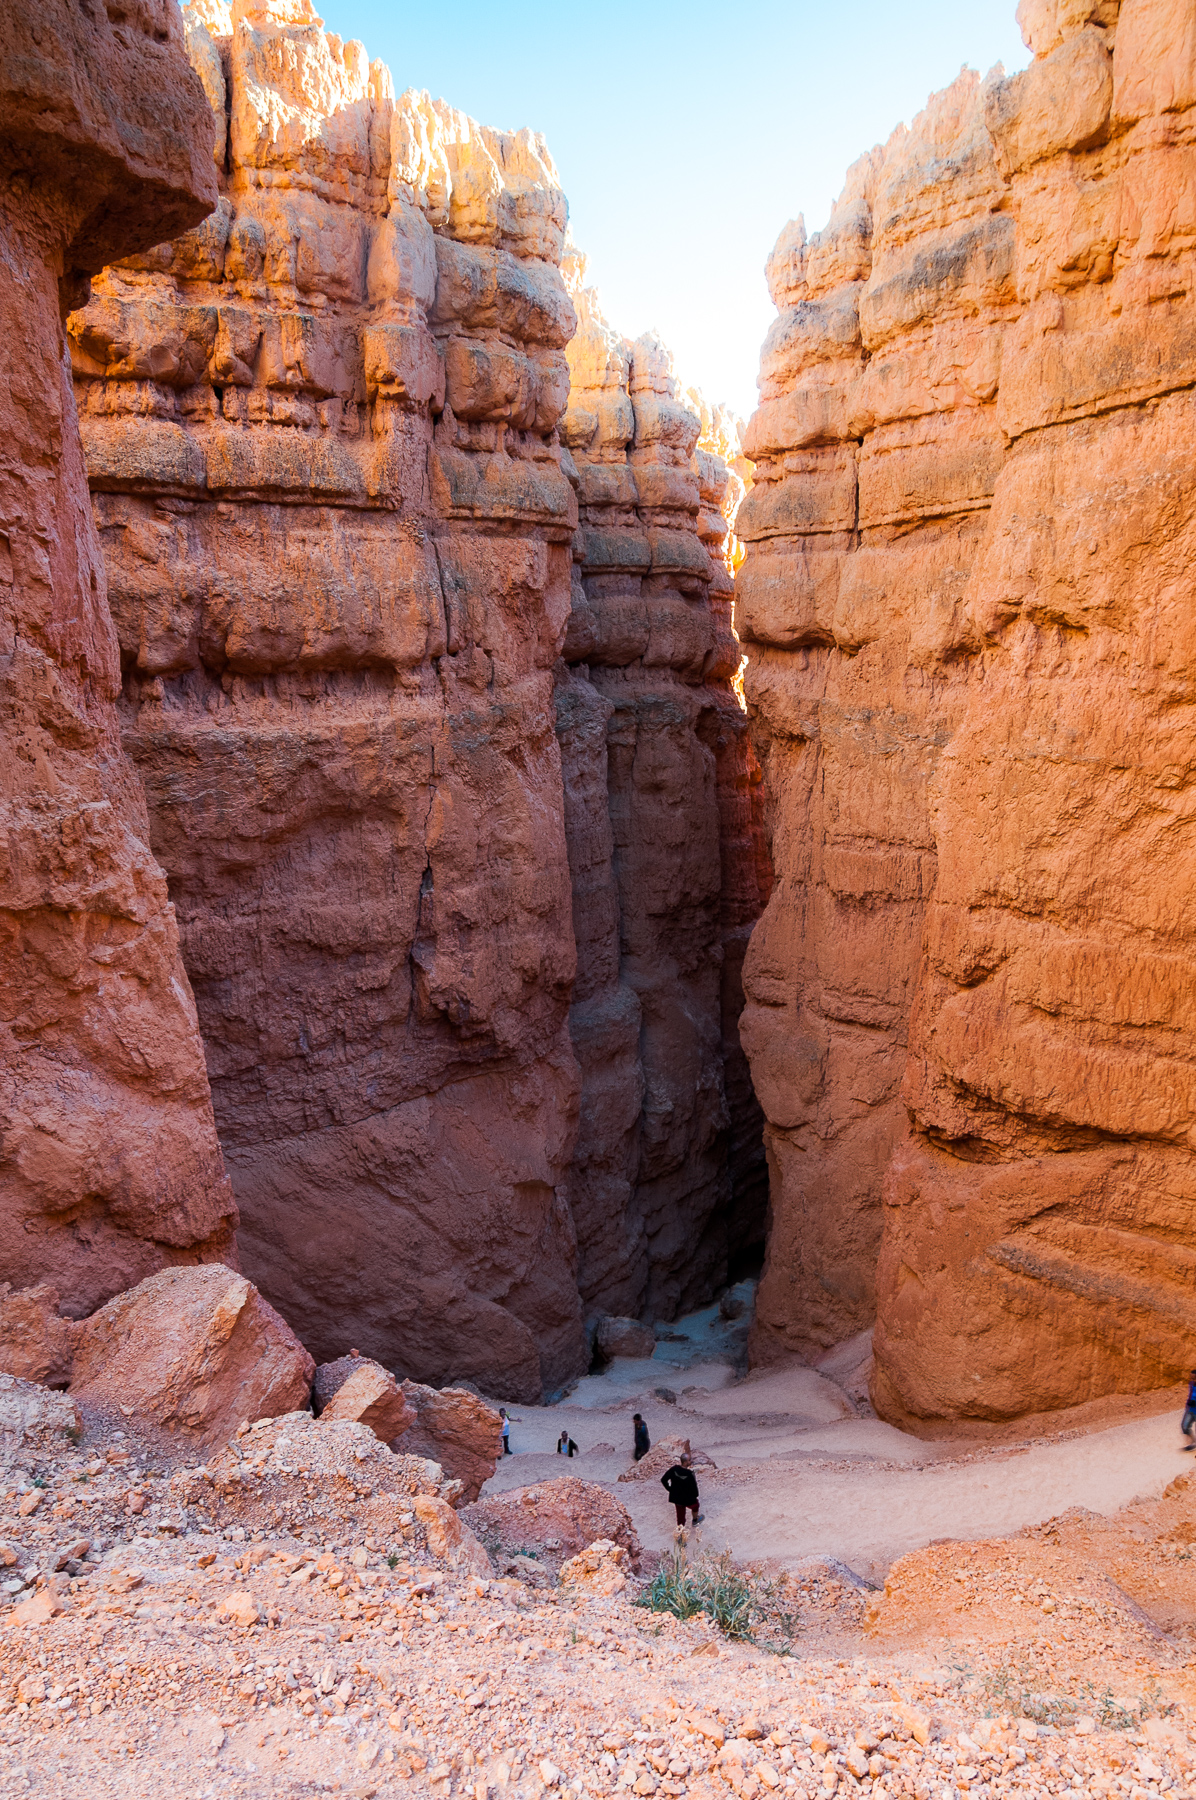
[1182,1372,1196,1450]
[661,1452,701,1528]
[557,1430,578,1457]
[500,1407,521,1455]
[632,1413,650,1461]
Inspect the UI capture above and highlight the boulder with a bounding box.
[396,1382,504,1504]
[559,1538,632,1597]
[69,1266,313,1448]
[170,1412,466,1548]
[595,1317,657,1360]
[619,1435,716,1483]
[0,1287,81,1389]
[314,1357,415,1446]
[461,1475,641,1571]
[412,1494,491,1576]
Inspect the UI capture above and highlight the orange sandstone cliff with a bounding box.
[0,0,237,1314]
[740,0,1196,1423]
[65,0,764,1395]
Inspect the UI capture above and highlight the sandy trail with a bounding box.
[481,1310,1189,1581]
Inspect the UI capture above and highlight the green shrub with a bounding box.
[634,1544,799,1651]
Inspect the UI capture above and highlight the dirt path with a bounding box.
[483,1344,1189,1581]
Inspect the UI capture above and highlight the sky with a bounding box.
[316,0,1031,423]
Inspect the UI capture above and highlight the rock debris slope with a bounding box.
[66,0,764,1396]
[0,0,238,1315]
[739,0,1196,1423]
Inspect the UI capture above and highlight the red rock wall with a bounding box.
[68,0,766,1395]
[559,265,769,1321]
[0,0,237,1315]
[69,0,585,1400]
[740,0,1196,1422]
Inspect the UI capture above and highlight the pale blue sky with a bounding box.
[317,0,1031,421]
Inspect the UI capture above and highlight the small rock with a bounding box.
[7,1589,62,1628]
[219,1589,261,1627]
[539,1760,561,1787]
[17,1491,42,1517]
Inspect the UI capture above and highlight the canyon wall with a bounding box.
[740,0,1196,1422]
[558,260,769,1323]
[67,0,763,1395]
[0,0,237,1315]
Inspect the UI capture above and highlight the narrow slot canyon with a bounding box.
[5,4,1196,1791]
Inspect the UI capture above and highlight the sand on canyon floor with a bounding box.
[481,1309,1192,1584]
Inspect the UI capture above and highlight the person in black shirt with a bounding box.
[632,1414,650,1461]
[661,1452,700,1527]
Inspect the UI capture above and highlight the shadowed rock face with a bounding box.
[68,0,584,1401]
[558,261,770,1325]
[69,1,764,1397]
[0,0,237,1313]
[740,0,1196,1423]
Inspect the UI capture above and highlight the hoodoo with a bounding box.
[739,0,1196,1424]
[62,0,764,1397]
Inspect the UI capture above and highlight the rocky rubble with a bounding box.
[397,1382,505,1506]
[2,1383,1196,1800]
[738,0,1196,1422]
[314,1356,504,1503]
[461,1476,642,1572]
[618,1439,716,1485]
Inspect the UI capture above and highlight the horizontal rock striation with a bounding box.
[557,257,769,1324]
[740,0,1196,1422]
[69,0,584,1400]
[69,0,765,1396]
[0,0,237,1315]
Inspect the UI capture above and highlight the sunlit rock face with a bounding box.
[0,0,237,1315]
[69,0,584,1400]
[740,0,1196,1424]
[557,258,770,1323]
[70,0,766,1396]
